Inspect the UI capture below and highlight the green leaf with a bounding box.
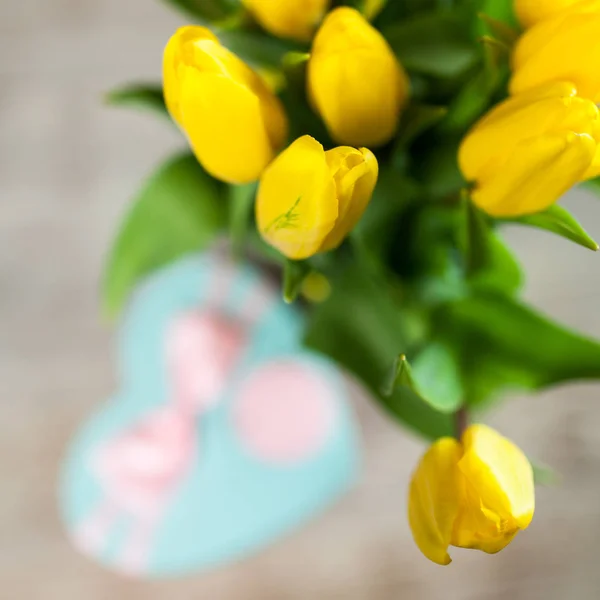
[478,13,519,46]
[381,345,463,418]
[382,354,413,397]
[229,182,257,258]
[161,0,239,21]
[411,342,464,413]
[104,84,169,120]
[435,292,600,407]
[381,350,463,416]
[305,264,454,439]
[384,12,480,79]
[507,205,599,252]
[102,153,226,316]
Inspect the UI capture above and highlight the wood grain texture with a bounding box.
[2,0,600,597]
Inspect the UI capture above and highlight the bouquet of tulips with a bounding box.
[103,0,600,565]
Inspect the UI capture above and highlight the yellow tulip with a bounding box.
[307,7,409,148]
[242,0,330,42]
[459,82,600,217]
[256,135,378,259]
[163,26,288,184]
[515,0,584,27]
[408,424,535,565]
[510,0,600,103]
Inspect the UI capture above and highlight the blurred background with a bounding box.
[3,0,600,597]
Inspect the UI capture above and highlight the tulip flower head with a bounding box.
[256,135,378,260]
[459,82,600,217]
[242,0,330,42]
[515,0,586,27]
[511,0,600,103]
[308,7,409,148]
[163,26,288,184]
[408,424,535,565]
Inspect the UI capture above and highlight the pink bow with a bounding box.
[93,310,245,515]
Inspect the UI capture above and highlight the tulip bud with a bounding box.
[242,0,330,42]
[510,0,600,103]
[163,26,288,184]
[408,424,535,565]
[459,82,600,217]
[515,0,583,27]
[307,7,409,148]
[256,135,378,259]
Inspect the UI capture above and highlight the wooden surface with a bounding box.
[2,1,600,597]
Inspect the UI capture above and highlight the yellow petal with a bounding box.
[515,0,583,27]
[163,26,219,126]
[408,437,462,566]
[242,0,329,42]
[451,475,519,554]
[458,425,535,532]
[256,136,338,260]
[458,82,600,183]
[452,513,518,554]
[308,7,409,147]
[585,145,600,180]
[510,7,600,103]
[185,38,288,157]
[179,69,276,184]
[319,147,378,251]
[470,132,596,217]
[468,81,578,132]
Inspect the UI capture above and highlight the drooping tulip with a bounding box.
[408,424,535,565]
